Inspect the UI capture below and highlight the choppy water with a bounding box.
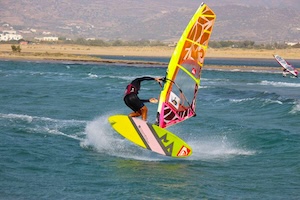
[1,58,299,199]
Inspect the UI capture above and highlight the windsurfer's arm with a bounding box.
[140,99,150,103]
[154,77,164,82]
[132,76,164,88]
[154,77,165,87]
[134,77,155,82]
[149,98,158,103]
[134,77,164,82]
[141,98,158,103]
[131,77,156,88]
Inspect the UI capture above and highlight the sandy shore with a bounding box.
[0,43,299,72]
[1,43,300,59]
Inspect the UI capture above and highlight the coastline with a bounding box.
[0,44,299,72]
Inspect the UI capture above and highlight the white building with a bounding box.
[285,42,298,46]
[34,36,59,41]
[42,31,51,35]
[0,30,23,41]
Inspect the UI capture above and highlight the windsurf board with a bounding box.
[108,115,192,158]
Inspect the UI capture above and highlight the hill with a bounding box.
[0,0,299,43]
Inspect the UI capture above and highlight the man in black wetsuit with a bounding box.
[282,68,288,77]
[124,76,163,121]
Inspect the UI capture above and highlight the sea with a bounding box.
[1,56,299,200]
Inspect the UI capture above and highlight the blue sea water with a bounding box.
[0,58,299,199]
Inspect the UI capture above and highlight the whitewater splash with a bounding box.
[1,112,256,161]
[81,114,256,161]
[81,114,165,161]
[187,134,256,161]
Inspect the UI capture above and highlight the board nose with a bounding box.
[108,116,117,125]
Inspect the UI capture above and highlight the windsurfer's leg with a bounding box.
[140,105,148,121]
[129,111,142,117]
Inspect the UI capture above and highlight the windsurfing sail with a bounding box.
[156,3,216,128]
[273,54,298,77]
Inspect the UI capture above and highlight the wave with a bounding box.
[1,112,257,161]
[81,114,257,161]
[0,113,86,141]
[289,100,300,114]
[97,74,133,81]
[28,126,83,141]
[87,72,98,78]
[259,80,300,88]
[1,113,158,159]
[229,97,283,105]
[187,135,256,161]
[205,68,280,74]
[0,113,85,123]
[80,114,165,161]
[0,113,35,123]
[230,97,256,103]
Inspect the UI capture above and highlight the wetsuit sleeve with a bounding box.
[131,77,155,84]
[140,99,150,103]
[130,77,156,90]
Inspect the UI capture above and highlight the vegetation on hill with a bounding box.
[54,38,300,49]
[208,40,297,49]
[1,39,299,50]
[62,38,166,47]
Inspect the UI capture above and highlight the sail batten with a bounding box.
[186,38,208,48]
[177,65,199,83]
[156,3,216,128]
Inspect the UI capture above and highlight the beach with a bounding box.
[1,43,300,59]
[0,44,299,72]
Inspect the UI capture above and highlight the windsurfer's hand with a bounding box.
[149,98,158,103]
[155,77,163,82]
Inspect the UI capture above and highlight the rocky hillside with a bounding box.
[0,0,299,42]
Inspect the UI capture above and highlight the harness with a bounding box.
[124,84,138,96]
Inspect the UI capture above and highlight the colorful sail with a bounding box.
[156,3,216,128]
[273,54,298,77]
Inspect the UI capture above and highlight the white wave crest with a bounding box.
[1,113,87,141]
[0,113,34,123]
[88,73,98,78]
[80,114,165,161]
[260,80,300,88]
[187,135,256,161]
[28,126,83,141]
[290,100,300,114]
[264,99,283,105]
[230,98,282,105]
[230,98,255,103]
[0,113,86,124]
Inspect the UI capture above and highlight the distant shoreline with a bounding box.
[1,43,300,58]
[0,44,299,73]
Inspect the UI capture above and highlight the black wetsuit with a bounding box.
[124,77,155,112]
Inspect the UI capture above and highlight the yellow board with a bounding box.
[108,115,192,158]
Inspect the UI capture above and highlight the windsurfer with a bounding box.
[124,76,163,121]
[282,68,288,77]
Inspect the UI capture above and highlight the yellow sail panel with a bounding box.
[156,3,216,128]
